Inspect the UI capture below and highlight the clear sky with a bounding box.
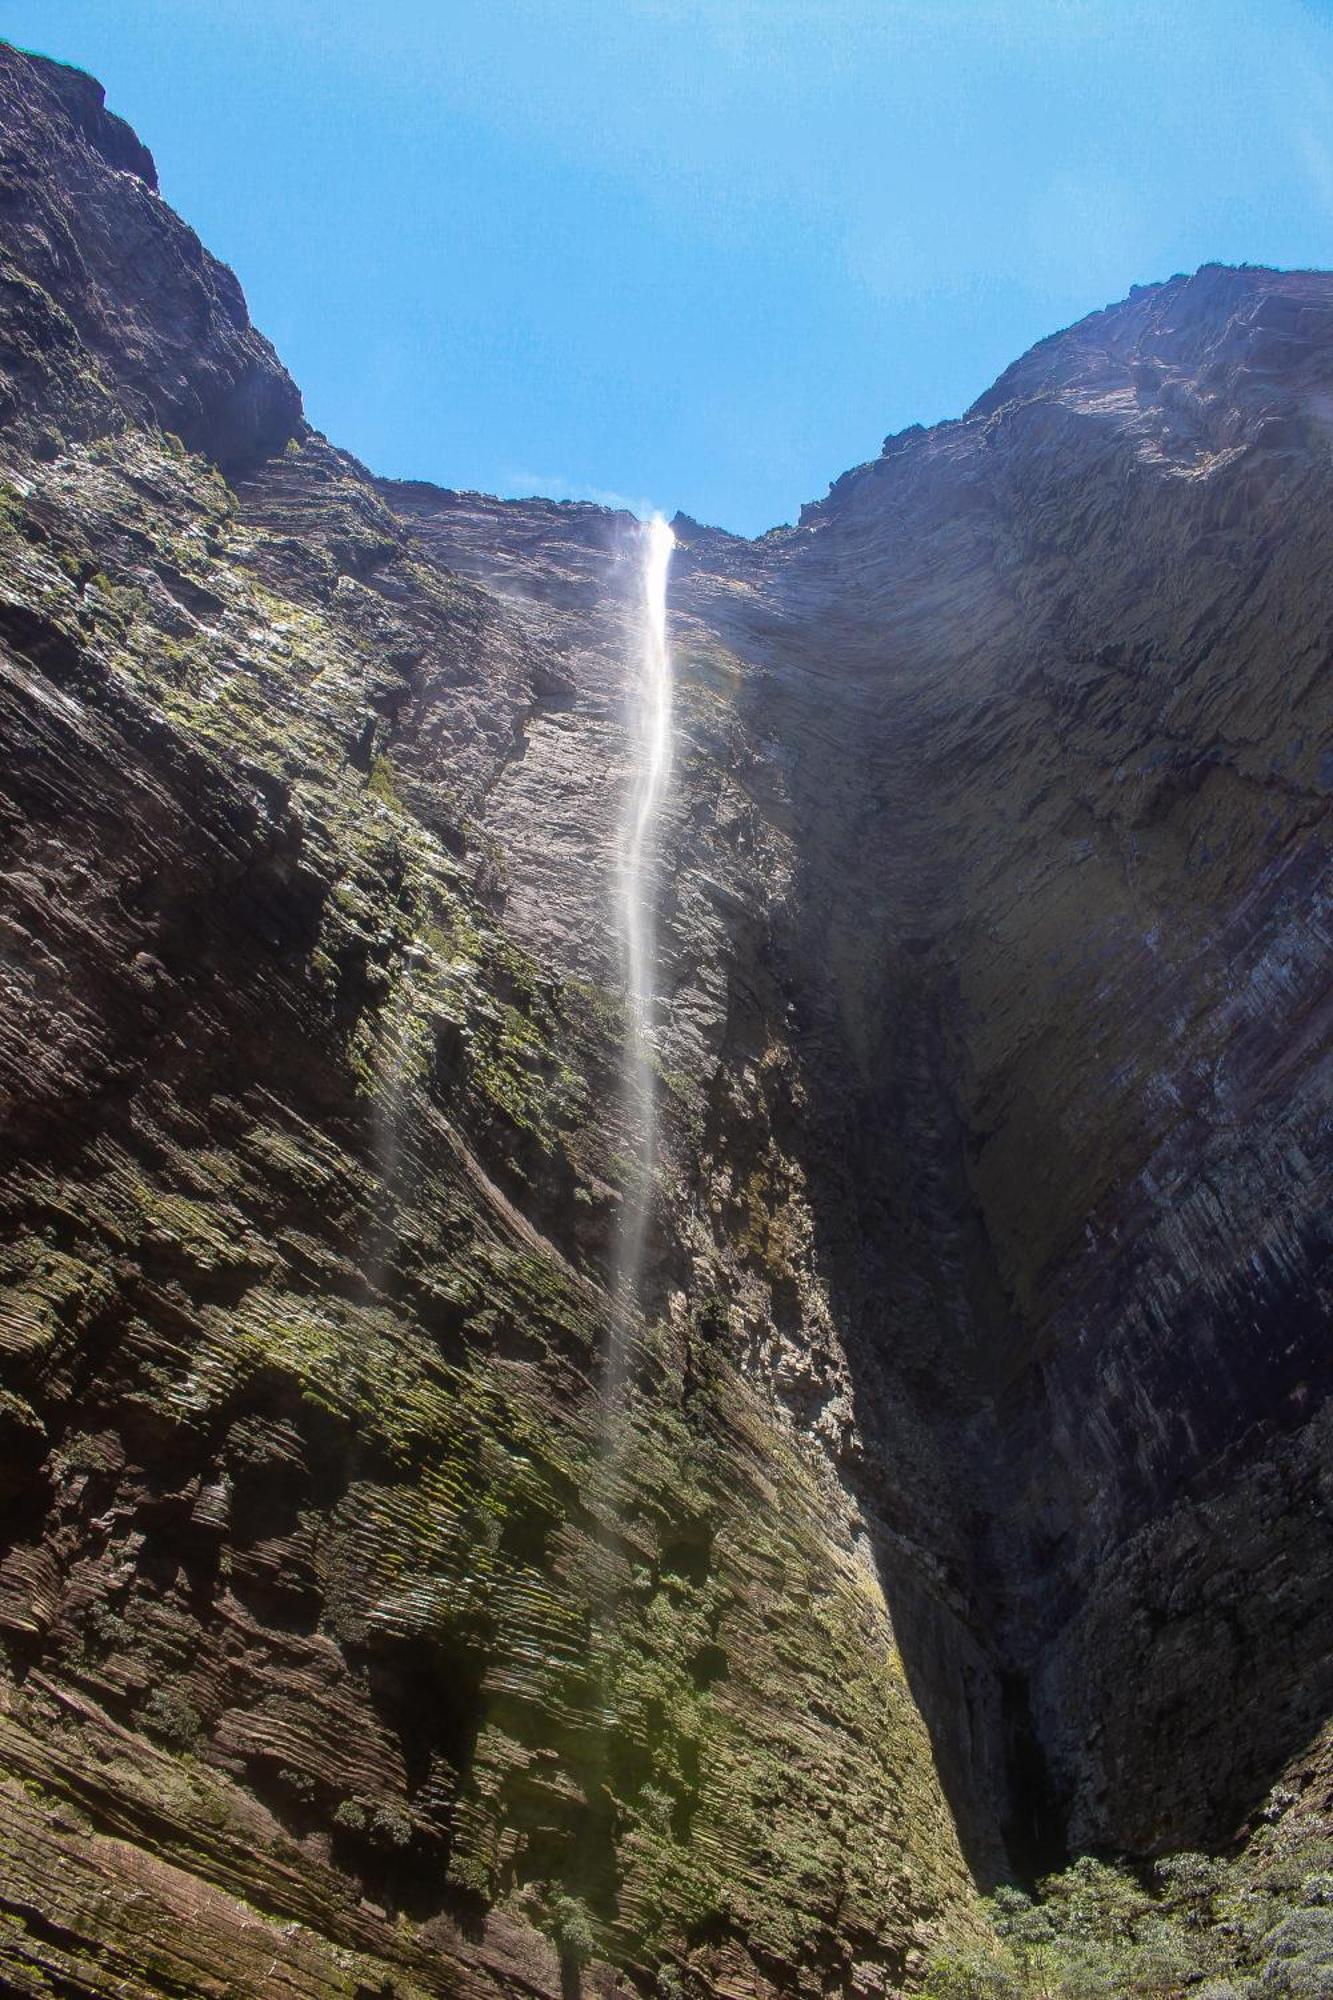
[4,1,1333,534]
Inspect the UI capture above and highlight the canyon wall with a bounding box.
[0,39,1330,1999]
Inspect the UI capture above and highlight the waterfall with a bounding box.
[610,512,675,1384]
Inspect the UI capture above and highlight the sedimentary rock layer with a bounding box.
[0,35,1330,2000]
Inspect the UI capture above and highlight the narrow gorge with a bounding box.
[0,39,1331,2000]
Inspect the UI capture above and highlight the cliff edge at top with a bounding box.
[0,40,301,470]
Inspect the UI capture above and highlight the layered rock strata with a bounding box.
[0,36,1330,2000]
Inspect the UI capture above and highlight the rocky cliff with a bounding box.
[0,38,1330,2000]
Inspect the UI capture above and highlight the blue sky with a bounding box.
[5,0,1333,533]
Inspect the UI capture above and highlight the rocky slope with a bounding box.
[0,36,1330,2000]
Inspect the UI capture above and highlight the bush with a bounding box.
[927,1830,1333,2000]
[922,1947,1023,1999]
[139,1686,202,1750]
[1263,1910,1333,1964]
[1259,1909,1333,1995]
[549,1893,597,1966]
[1260,1964,1333,1998]
[332,1795,414,1850]
[1156,1852,1229,1927]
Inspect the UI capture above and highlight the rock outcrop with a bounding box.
[0,41,300,470]
[0,36,1330,2000]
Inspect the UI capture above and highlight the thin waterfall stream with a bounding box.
[609,512,675,1397]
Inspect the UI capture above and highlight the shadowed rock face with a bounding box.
[714,271,1333,1859]
[0,35,1330,2000]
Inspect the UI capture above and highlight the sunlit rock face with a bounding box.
[0,34,1331,2000]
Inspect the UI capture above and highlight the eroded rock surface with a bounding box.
[0,36,1330,2000]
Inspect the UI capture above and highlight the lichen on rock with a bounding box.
[0,31,1331,2000]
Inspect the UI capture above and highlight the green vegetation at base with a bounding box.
[926,1829,1333,2000]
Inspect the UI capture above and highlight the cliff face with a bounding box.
[0,37,1330,2000]
[672,265,1333,1864]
